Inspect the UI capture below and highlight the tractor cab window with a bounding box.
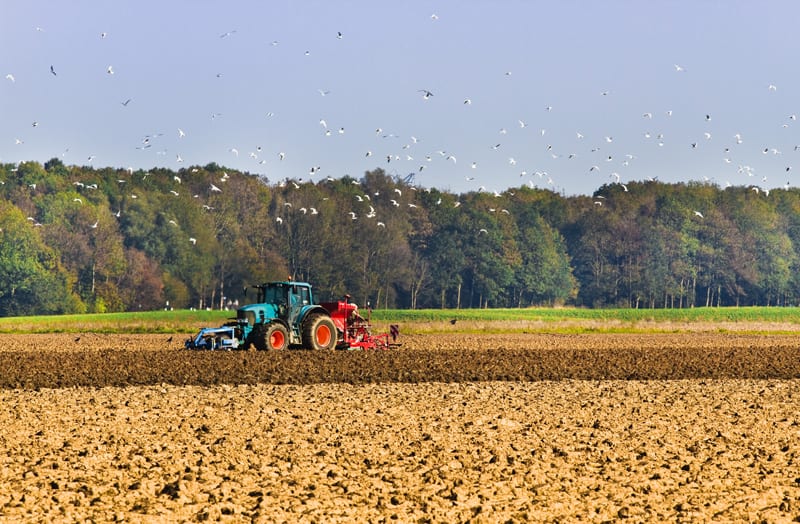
[262,284,287,305]
[298,286,310,305]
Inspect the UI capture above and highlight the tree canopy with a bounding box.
[1,160,799,314]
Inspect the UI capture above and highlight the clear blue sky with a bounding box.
[2,0,799,196]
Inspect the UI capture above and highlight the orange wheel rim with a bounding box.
[270,331,285,349]
[316,325,331,346]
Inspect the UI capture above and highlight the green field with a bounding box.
[2,307,800,335]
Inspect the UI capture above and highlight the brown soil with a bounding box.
[1,333,799,522]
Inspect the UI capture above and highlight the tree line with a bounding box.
[1,158,798,315]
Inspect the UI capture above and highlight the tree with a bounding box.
[0,202,83,315]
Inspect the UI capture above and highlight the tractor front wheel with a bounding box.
[303,314,337,350]
[264,323,289,350]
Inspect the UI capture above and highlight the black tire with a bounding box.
[303,314,337,350]
[264,322,289,350]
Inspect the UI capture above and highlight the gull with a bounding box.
[115,210,121,218]
[176,154,183,163]
[390,199,399,207]
[518,119,527,128]
[178,128,185,138]
[173,175,182,183]
[91,220,99,229]
[275,217,283,224]
[576,131,584,139]
[73,198,83,204]
[478,228,488,234]
[50,65,57,76]
[348,211,357,220]
[464,98,472,105]
[310,207,318,215]
[418,89,434,99]
[376,222,385,227]
[319,119,327,128]
[100,32,108,38]
[219,30,237,38]
[168,220,178,226]
[694,211,704,218]
[229,147,239,156]
[769,84,777,91]
[15,138,23,144]
[169,190,179,196]
[317,89,330,96]
[337,31,343,39]
[674,64,685,72]
[5,73,14,82]
[210,183,222,192]
[189,238,197,245]
[279,152,285,160]
[394,188,402,196]
[106,65,114,75]
[121,98,132,106]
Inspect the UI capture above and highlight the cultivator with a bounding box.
[321,296,400,350]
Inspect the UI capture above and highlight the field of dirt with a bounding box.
[1,333,800,522]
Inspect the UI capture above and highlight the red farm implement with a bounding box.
[321,296,400,350]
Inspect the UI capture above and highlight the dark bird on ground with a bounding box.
[166,336,173,343]
[449,319,457,325]
[74,336,80,342]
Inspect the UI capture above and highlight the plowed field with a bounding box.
[1,333,800,522]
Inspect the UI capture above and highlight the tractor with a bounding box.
[185,281,399,351]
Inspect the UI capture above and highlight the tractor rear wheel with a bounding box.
[303,314,337,350]
[264,323,289,350]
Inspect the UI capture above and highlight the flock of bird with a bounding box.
[2,8,798,236]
